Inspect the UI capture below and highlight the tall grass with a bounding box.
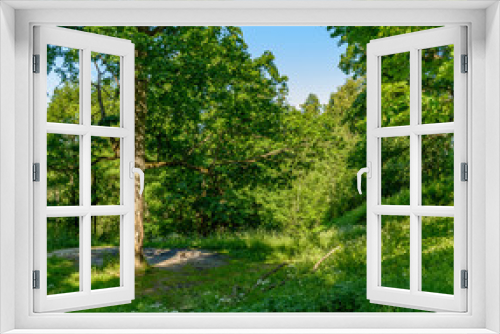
[46,197,451,313]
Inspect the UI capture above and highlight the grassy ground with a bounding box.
[46,201,453,312]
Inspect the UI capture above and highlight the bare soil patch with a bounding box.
[48,247,228,270]
[143,248,228,271]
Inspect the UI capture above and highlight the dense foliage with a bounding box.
[46,26,455,312]
[48,26,366,239]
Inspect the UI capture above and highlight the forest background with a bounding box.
[46,26,455,312]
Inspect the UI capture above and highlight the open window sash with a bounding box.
[33,26,135,313]
[366,26,467,312]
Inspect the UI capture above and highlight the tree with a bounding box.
[326,27,437,79]
[300,93,323,115]
[325,78,364,123]
[48,26,292,265]
[326,26,454,204]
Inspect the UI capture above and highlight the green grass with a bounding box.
[46,199,452,313]
[421,217,454,294]
[47,250,121,295]
[91,253,121,290]
[47,256,80,295]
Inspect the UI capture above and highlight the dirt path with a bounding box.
[143,248,228,271]
[48,247,228,270]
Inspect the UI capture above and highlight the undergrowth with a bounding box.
[43,197,454,313]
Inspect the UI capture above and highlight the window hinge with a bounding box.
[33,270,40,289]
[461,54,468,73]
[33,54,40,73]
[33,163,40,182]
[461,270,468,289]
[33,162,40,182]
[461,162,468,182]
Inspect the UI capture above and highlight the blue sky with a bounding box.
[239,26,348,108]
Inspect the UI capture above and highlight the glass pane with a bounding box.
[47,45,80,124]
[91,137,120,206]
[381,136,410,205]
[47,134,79,206]
[91,216,121,290]
[381,52,410,127]
[91,52,120,127]
[381,215,410,290]
[421,45,454,124]
[47,217,80,295]
[421,133,454,206]
[421,217,454,294]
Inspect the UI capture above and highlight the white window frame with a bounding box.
[33,26,136,313]
[366,26,468,312]
[1,1,499,333]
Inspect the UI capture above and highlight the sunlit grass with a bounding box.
[46,197,452,313]
[47,256,79,295]
[91,254,121,290]
[47,251,122,295]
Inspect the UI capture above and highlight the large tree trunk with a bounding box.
[134,57,148,268]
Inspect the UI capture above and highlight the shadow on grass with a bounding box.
[47,256,79,295]
[75,218,425,313]
[53,197,451,313]
[47,253,122,295]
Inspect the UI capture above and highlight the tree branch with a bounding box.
[94,57,107,123]
[215,147,291,165]
[92,155,120,166]
[145,147,291,175]
[187,133,213,156]
[145,161,210,174]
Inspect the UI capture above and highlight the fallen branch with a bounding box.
[262,279,287,293]
[312,246,341,272]
[259,262,288,281]
[247,262,288,295]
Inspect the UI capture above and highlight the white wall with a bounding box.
[2,3,493,332]
[485,2,500,333]
[0,2,16,333]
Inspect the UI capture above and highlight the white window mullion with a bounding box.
[46,205,128,217]
[409,48,420,295]
[90,205,128,216]
[82,214,91,294]
[82,47,92,210]
[373,205,454,217]
[46,123,130,138]
[373,123,454,138]
[90,126,129,138]
[412,206,454,217]
[372,205,411,215]
[416,47,423,293]
[47,123,87,135]
[372,126,412,138]
[120,215,124,287]
[82,47,92,295]
[78,48,85,293]
[413,123,454,135]
[78,216,84,293]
